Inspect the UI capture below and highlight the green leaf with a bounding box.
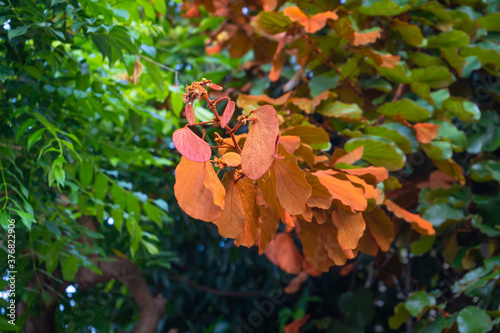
[359,0,410,16]
[389,19,424,46]
[376,99,430,122]
[127,194,141,219]
[0,210,11,230]
[27,128,45,151]
[389,303,410,329]
[457,307,492,333]
[364,126,412,154]
[44,242,60,274]
[79,163,94,189]
[411,235,436,255]
[0,317,20,331]
[141,240,159,254]
[144,60,164,91]
[405,291,436,317]
[470,160,500,183]
[8,26,28,40]
[442,97,481,122]
[170,91,183,116]
[309,75,339,98]
[411,66,455,89]
[253,11,291,35]
[477,13,500,32]
[94,173,109,200]
[317,101,362,120]
[144,202,163,228]
[61,255,78,281]
[111,183,126,208]
[344,136,406,171]
[422,141,453,160]
[427,30,470,48]
[153,0,166,14]
[281,125,330,150]
[422,203,464,227]
[111,208,124,232]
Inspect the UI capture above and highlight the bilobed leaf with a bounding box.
[273,145,312,215]
[332,209,366,250]
[313,170,367,212]
[241,105,280,180]
[220,101,235,128]
[413,123,441,143]
[185,103,195,125]
[214,172,246,238]
[385,200,435,235]
[283,7,338,33]
[376,99,430,121]
[174,157,225,222]
[235,178,260,247]
[344,136,406,171]
[173,126,212,162]
[264,233,302,274]
[363,207,394,251]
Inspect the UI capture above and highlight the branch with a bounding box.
[167,273,265,298]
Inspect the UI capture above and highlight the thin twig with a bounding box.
[140,55,179,86]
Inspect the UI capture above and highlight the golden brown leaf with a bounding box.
[257,203,280,254]
[131,55,144,86]
[272,145,312,215]
[241,105,280,180]
[222,152,241,167]
[352,30,381,46]
[174,157,225,222]
[385,200,435,235]
[279,136,301,154]
[342,166,389,183]
[220,100,235,128]
[363,207,394,252]
[305,173,332,209]
[358,229,379,257]
[334,146,364,165]
[235,177,260,247]
[214,172,245,238]
[332,209,366,250]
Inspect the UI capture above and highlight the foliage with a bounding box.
[0,0,500,332]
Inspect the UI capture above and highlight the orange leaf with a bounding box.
[237,92,291,109]
[220,100,235,128]
[352,30,381,46]
[363,207,394,252]
[305,173,332,209]
[301,220,347,272]
[379,54,401,68]
[342,173,378,199]
[283,6,338,33]
[208,83,223,90]
[284,271,309,294]
[257,201,280,254]
[288,90,330,114]
[222,152,241,167]
[270,51,285,82]
[241,105,280,180]
[185,103,195,125]
[342,166,389,183]
[385,199,435,235]
[335,146,364,165]
[284,315,310,333]
[173,126,212,162]
[174,157,225,221]
[302,257,323,277]
[417,170,457,190]
[413,123,441,143]
[273,145,312,215]
[235,177,260,247]
[358,229,379,256]
[279,135,301,154]
[264,233,302,274]
[313,170,367,212]
[332,209,366,250]
[257,168,285,219]
[214,172,245,238]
